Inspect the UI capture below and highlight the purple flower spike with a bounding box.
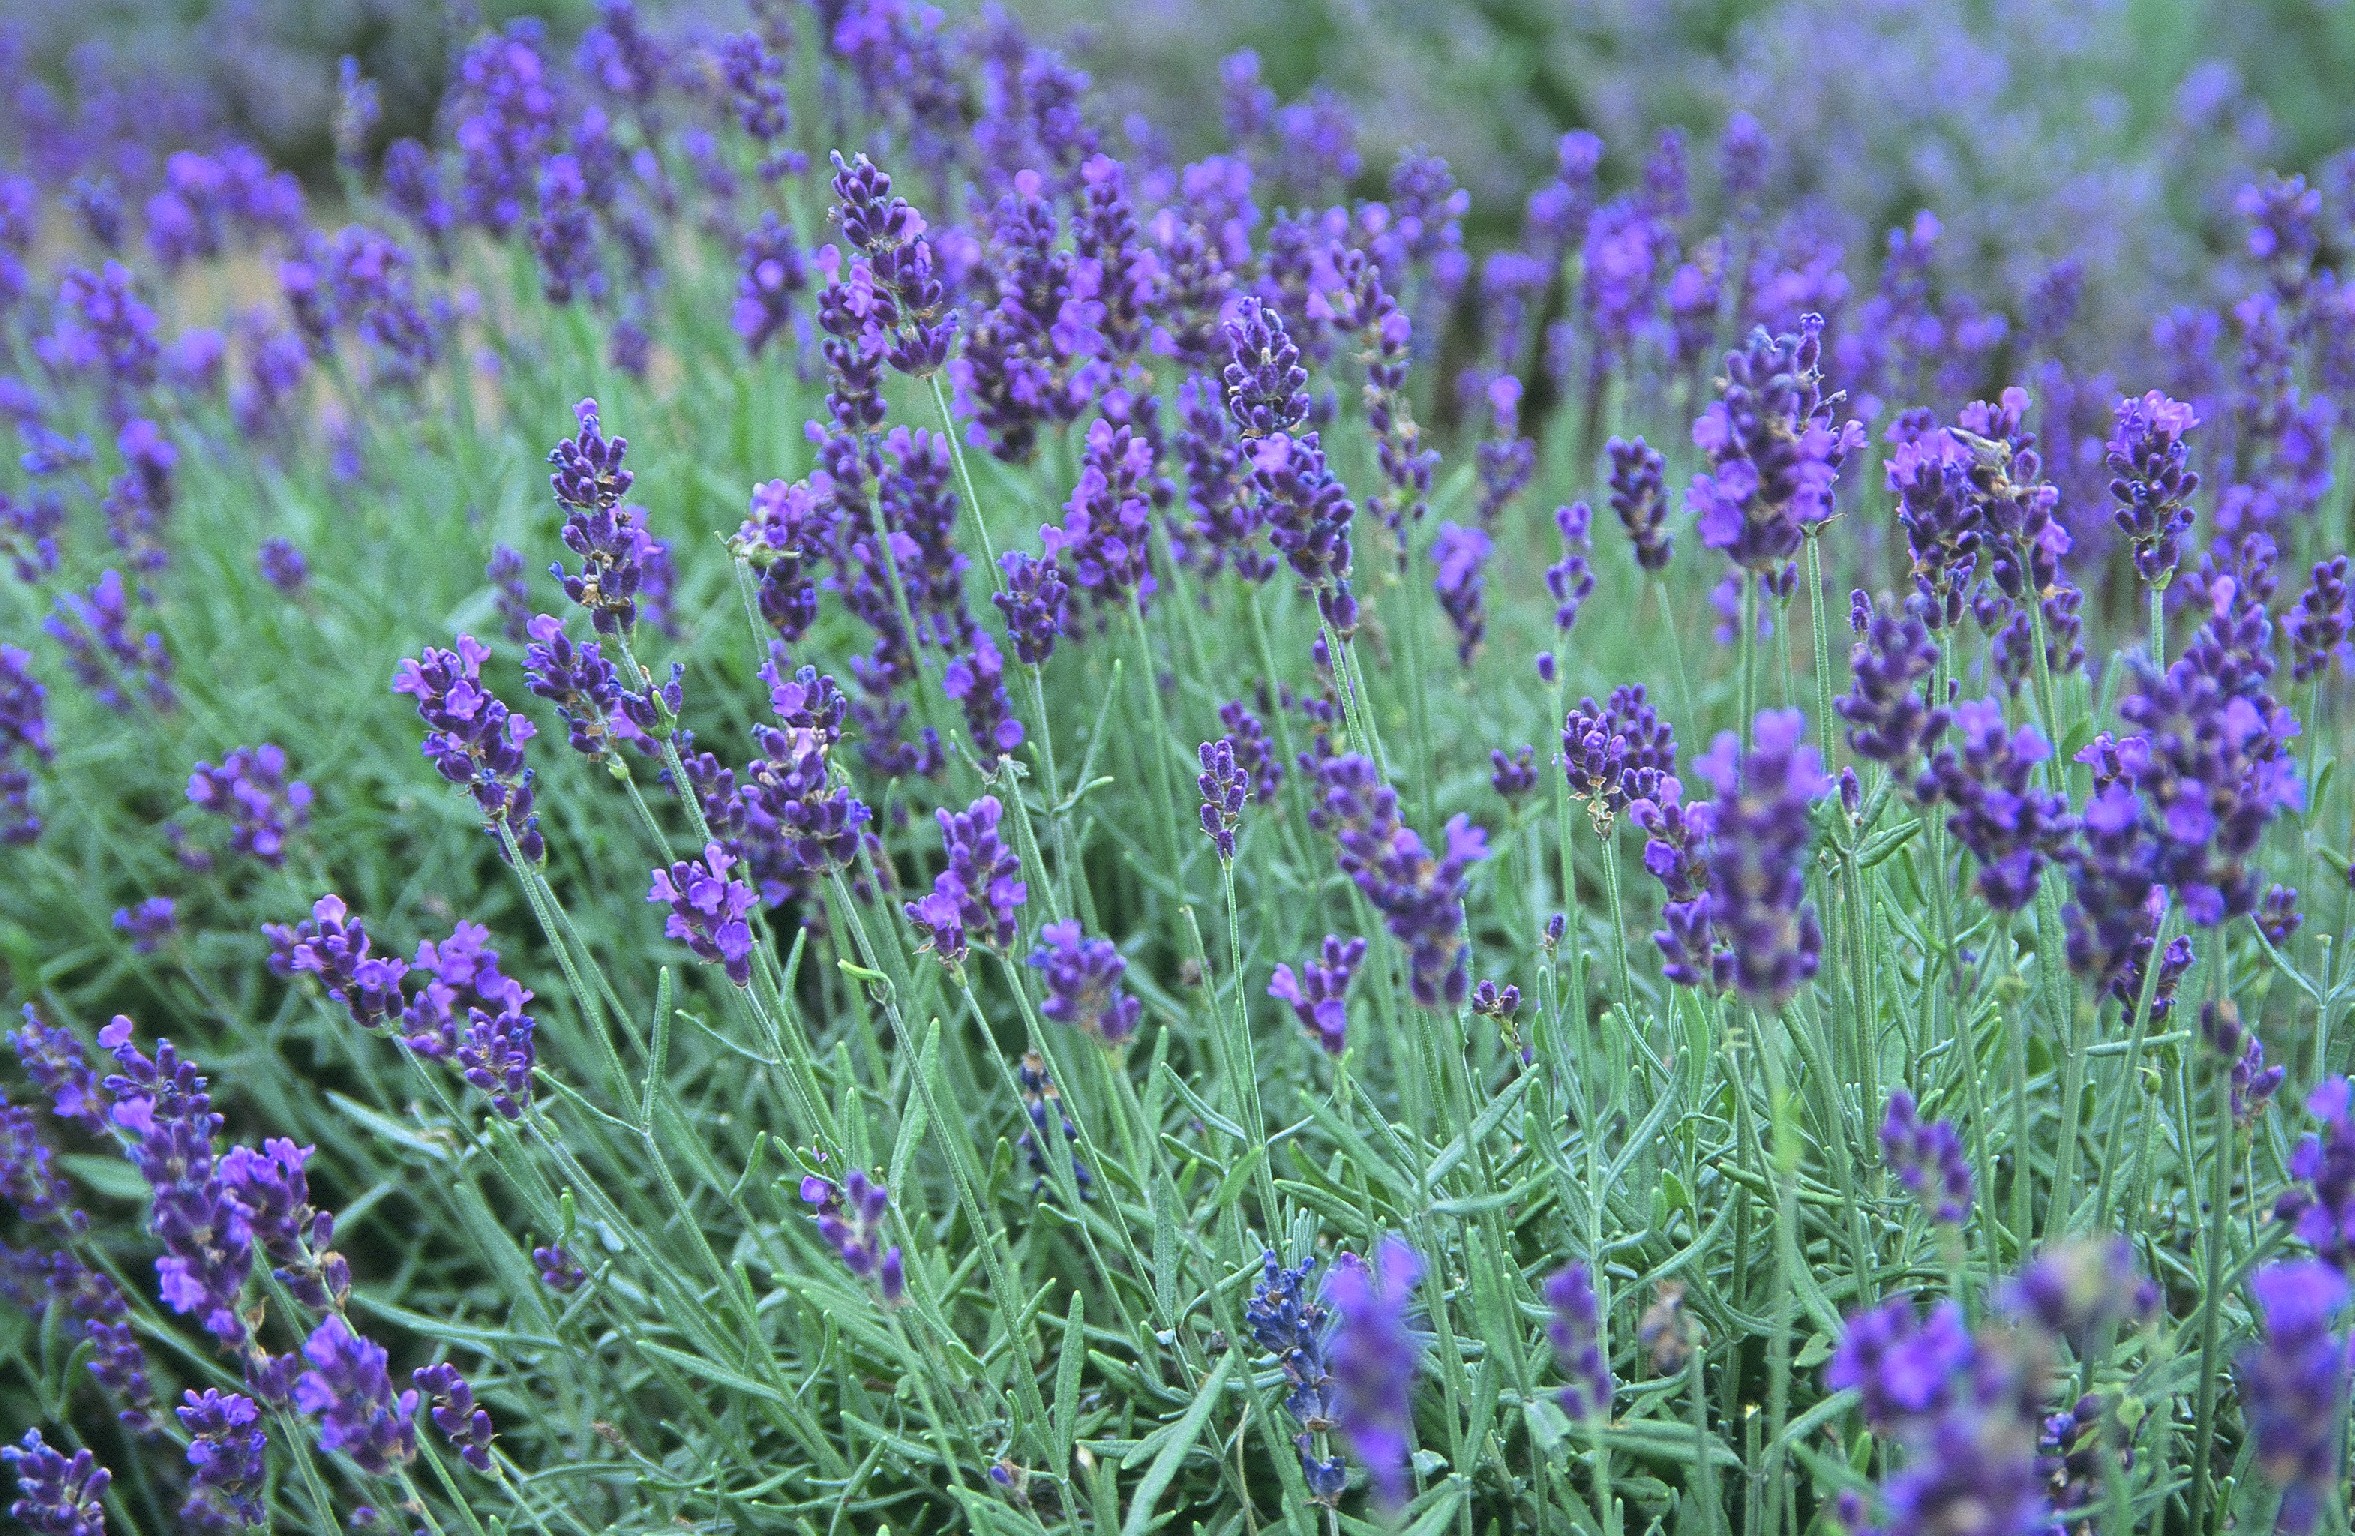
[1546,1262,1612,1422]
[258,537,309,595]
[1198,738,1248,860]
[1917,702,2074,913]
[1606,436,1673,573]
[393,636,542,863]
[2237,1260,2351,1535]
[1223,295,1308,439]
[1269,935,1366,1055]
[1311,754,1487,1007]
[1688,315,1864,579]
[1249,427,1359,634]
[4,1430,111,1536]
[414,1362,496,1474]
[1029,919,1142,1044]
[186,744,312,868]
[904,795,1026,964]
[1692,710,1827,1007]
[1431,521,1492,665]
[1879,1090,1974,1225]
[293,1316,418,1475]
[1326,1234,1424,1506]
[2201,1000,2284,1125]
[2276,1078,2355,1276]
[734,211,807,356]
[2105,391,2200,589]
[993,551,1069,665]
[113,897,176,954]
[533,1242,587,1291]
[1548,503,1597,633]
[547,399,654,636]
[178,1389,267,1532]
[1837,594,1947,775]
[649,844,758,986]
[2286,556,2350,684]
[802,1169,905,1302]
[1562,685,1679,833]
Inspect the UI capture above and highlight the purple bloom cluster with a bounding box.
[1545,1262,1612,1422]
[45,570,176,715]
[4,1431,111,1536]
[293,1315,418,1475]
[1430,522,1492,665]
[801,1169,905,1302]
[1197,737,1248,860]
[825,152,953,377]
[2278,1078,2355,1277]
[1837,593,1947,775]
[2104,391,2200,588]
[1916,702,2073,913]
[1244,1251,1345,1502]
[1547,502,1596,636]
[1879,1089,1974,1225]
[1688,316,1864,578]
[2237,1261,2352,1534]
[2200,999,2285,1125]
[185,743,313,868]
[1325,1235,1423,1506]
[649,844,759,985]
[993,550,1068,664]
[393,636,543,863]
[1042,416,1160,617]
[523,613,670,762]
[1310,753,1487,1008]
[0,646,52,844]
[177,1389,267,1532]
[2286,556,2351,683]
[1268,935,1366,1055]
[1688,710,1826,1007]
[547,399,656,636]
[1605,436,1673,573]
[414,1361,496,1473]
[1562,685,1678,833]
[904,794,1025,963]
[1029,919,1142,1044]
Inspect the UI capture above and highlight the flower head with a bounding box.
[1268,935,1366,1054]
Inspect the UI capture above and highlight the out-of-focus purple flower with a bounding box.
[112,897,176,955]
[486,546,534,644]
[1917,702,2073,912]
[258,537,309,595]
[45,570,176,715]
[414,1362,495,1474]
[548,399,654,636]
[1580,197,1674,382]
[718,32,793,177]
[2202,998,2285,1125]
[294,1315,417,1475]
[649,844,758,986]
[40,263,159,406]
[393,636,542,863]
[1326,1234,1423,1507]
[2259,884,2303,948]
[1689,315,1864,578]
[801,1170,905,1302]
[1562,685,1678,834]
[1030,919,1142,1044]
[1491,745,1537,805]
[942,630,1025,758]
[1879,1089,1973,1224]
[2236,1260,2350,1535]
[904,795,1025,964]
[1431,522,1492,666]
[383,140,455,263]
[530,153,600,306]
[1250,428,1358,633]
[4,1431,110,1536]
[186,744,312,868]
[1472,375,1535,528]
[1245,1251,1347,1502]
[13,1010,108,1138]
[953,171,1093,462]
[1220,699,1283,802]
[733,212,805,356]
[450,22,557,236]
[178,1388,267,1532]
[1546,1262,1612,1422]
[2278,1078,2355,1276]
[0,647,51,845]
[100,417,177,574]
[533,1242,587,1291]
[2287,557,2351,683]
[1311,753,1485,1007]
[1269,935,1365,1055]
[1691,710,1826,1006]
[2105,392,2200,589]
[2240,173,2324,309]
[1827,1295,1978,1433]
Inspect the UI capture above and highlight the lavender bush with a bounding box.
[5,5,2355,1534]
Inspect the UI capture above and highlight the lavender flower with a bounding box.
[98,1018,253,1345]
[112,898,176,954]
[1472,376,1536,528]
[904,795,1025,963]
[827,152,953,376]
[1562,686,1679,833]
[393,636,542,863]
[2202,999,2285,1125]
[1689,315,1864,578]
[267,895,407,1031]
[1548,503,1597,633]
[1879,1090,1974,1224]
[1491,746,1538,804]
[1223,295,1308,439]
[1431,522,1492,665]
[2287,556,2351,683]
[1073,154,1158,363]
[733,212,806,356]
[257,537,309,595]
[2104,391,2200,588]
[1838,594,1947,775]
[1311,753,1487,1007]
[45,570,175,715]
[1888,427,1981,629]
[1250,428,1359,633]
[2237,1261,2351,1534]
[1219,700,1283,803]
[414,1362,495,1473]
[177,1389,266,1532]
[1268,935,1365,1055]
[1326,1235,1423,1506]
[942,631,1025,757]
[1545,1262,1612,1422]
[1043,417,1159,617]
[186,744,312,867]
[294,1315,418,1475]
[0,647,51,844]
[523,613,656,762]
[2278,1078,2355,1276]
[547,399,654,635]
[993,551,1068,664]
[1917,702,2073,912]
[801,1170,905,1302]
[4,1431,110,1536]
[1030,920,1142,1044]
[1197,738,1248,860]
[1244,1252,1346,1501]
[649,844,758,986]
[533,1243,587,1291]
[1693,710,1826,1006]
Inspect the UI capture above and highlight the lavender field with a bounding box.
[4,2,2355,1533]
